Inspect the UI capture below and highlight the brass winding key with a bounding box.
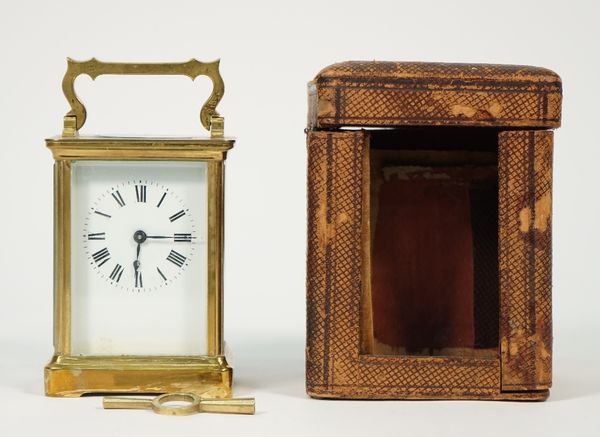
[103,393,255,416]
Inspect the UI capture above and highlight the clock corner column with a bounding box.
[207,159,225,356]
[53,159,72,356]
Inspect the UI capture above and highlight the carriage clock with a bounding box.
[45,58,234,397]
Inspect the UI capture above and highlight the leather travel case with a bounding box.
[306,61,562,400]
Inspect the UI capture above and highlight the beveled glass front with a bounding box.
[70,160,209,355]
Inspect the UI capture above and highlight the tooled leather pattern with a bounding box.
[307,131,506,399]
[316,61,559,81]
[312,61,561,128]
[499,131,553,390]
[306,132,328,388]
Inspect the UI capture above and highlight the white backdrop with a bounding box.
[1,0,599,435]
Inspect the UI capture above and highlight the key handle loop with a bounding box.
[152,393,201,416]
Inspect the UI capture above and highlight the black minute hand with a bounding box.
[146,234,196,241]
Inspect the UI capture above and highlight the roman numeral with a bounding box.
[109,264,124,282]
[169,210,186,222]
[174,233,192,242]
[111,190,125,207]
[94,210,111,218]
[92,247,111,267]
[135,271,143,288]
[135,184,147,202]
[156,192,167,208]
[87,232,106,240]
[157,267,167,281]
[166,250,186,268]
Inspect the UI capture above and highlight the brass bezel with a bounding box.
[45,137,234,397]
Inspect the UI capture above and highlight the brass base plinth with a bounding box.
[45,355,232,398]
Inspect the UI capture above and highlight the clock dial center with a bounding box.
[133,229,148,244]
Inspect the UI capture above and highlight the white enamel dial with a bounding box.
[70,161,208,356]
[84,180,196,292]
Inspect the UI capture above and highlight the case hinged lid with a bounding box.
[308,61,561,129]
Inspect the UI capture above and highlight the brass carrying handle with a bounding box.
[61,58,225,136]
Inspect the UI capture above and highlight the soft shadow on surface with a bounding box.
[229,336,306,399]
[546,327,600,402]
[230,334,600,402]
[0,334,307,398]
[11,332,598,403]
[549,362,600,402]
[0,337,51,396]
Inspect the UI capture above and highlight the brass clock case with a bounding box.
[45,59,234,397]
